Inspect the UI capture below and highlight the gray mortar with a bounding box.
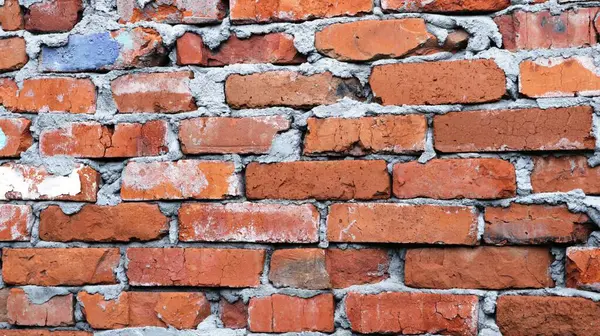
[22,286,71,304]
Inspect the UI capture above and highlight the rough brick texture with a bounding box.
[0,78,96,114]
[39,204,168,242]
[1,0,598,333]
[494,8,599,50]
[268,248,389,289]
[78,291,211,329]
[111,72,196,113]
[531,156,600,194]
[126,248,265,287]
[304,115,427,155]
[0,38,27,72]
[8,289,73,327]
[179,116,290,154]
[177,32,305,66]
[497,295,600,336]
[315,19,437,61]
[382,0,510,12]
[248,294,334,332]
[405,247,554,289]
[393,158,516,199]
[370,60,506,105]
[434,106,595,152]
[0,118,33,157]
[179,202,319,243]
[230,0,372,23]
[40,121,168,157]
[2,248,120,286]
[520,56,600,98]
[121,160,240,200]
[246,160,390,200]
[226,71,363,109]
[345,292,478,335]
[484,204,592,245]
[327,203,478,244]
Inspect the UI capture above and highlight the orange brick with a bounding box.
[405,247,554,289]
[346,292,478,335]
[246,160,390,200]
[328,203,478,244]
[304,115,427,155]
[248,294,334,333]
[0,118,32,157]
[371,60,505,105]
[126,248,265,287]
[121,160,240,200]
[179,116,290,154]
[2,248,120,286]
[178,202,319,243]
[393,158,516,199]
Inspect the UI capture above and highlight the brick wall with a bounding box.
[0,0,599,334]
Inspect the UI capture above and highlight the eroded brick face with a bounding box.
[345,292,479,335]
[1,0,598,333]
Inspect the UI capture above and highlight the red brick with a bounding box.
[178,202,319,243]
[326,249,390,288]
[566,247,600,290]
[78,291,211,329]
[248,294,334,333]
[346,292,478,335]
[230,0,372,23]
[0,289,9,322]
[269,249,329,289]
[0,78,18,108]
[221,299,247,329]
[531,156,600,194]
[179,116,290,154]
[434,106,595,152]
[121,160,240,200]
[39,203,168,242]
[484,204,592,245]
[0,204,31,241]
[24,0,82,32]
[405,247,554,289]
[0,78,96,114]
[370,59,506,105]
[0,37,27,72]
[40,121,168,158]
[304,115,427,155]
[126,248,265,287]
[315,19,437,61]
[0,163,99,202]
[2,248,120,286]
[79,292,128,329]
[497,295,600,336]
[0,118,33,157]
[246,160,390,200]
[117,0,226,24]
[328,203,478,244]
[0,332,90,336]
[520,56,600,98]
[495,8,599,50]
[225,71,363,109]
[393,158,516,199]
[177,32,305,66]
[7,289,73,327]
[382,0,509,12]
[269,248,390,289]
[0,0,24,31]
[111,71,196,113]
